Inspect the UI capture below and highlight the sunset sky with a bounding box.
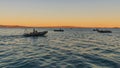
[0,0,120,27]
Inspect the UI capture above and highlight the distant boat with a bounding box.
[94,29,112,33]
[97,30,112,33]
[54,29,64,32]
[23,29,48,37]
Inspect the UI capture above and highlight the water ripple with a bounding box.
[0,28,120,68]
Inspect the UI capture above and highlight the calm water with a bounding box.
[0,28,120,68]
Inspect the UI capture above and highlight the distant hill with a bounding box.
[0,25,119,28]
[0,25,31,28]
[0,25,82,28]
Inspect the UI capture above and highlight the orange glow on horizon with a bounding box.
[0,17,120,28]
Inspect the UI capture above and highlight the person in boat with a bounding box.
[32,28,38,34]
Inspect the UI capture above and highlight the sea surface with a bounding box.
[0,28,120,68]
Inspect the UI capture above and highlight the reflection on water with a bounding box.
[0,28,120,68]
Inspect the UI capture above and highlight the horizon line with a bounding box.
[0,25,120,28]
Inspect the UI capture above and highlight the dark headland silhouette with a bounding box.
[0,25,120,28]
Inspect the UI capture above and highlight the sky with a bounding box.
[0,0,120,27]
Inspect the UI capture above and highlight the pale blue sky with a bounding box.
[0,0,119,18]
[0,0,120,27]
